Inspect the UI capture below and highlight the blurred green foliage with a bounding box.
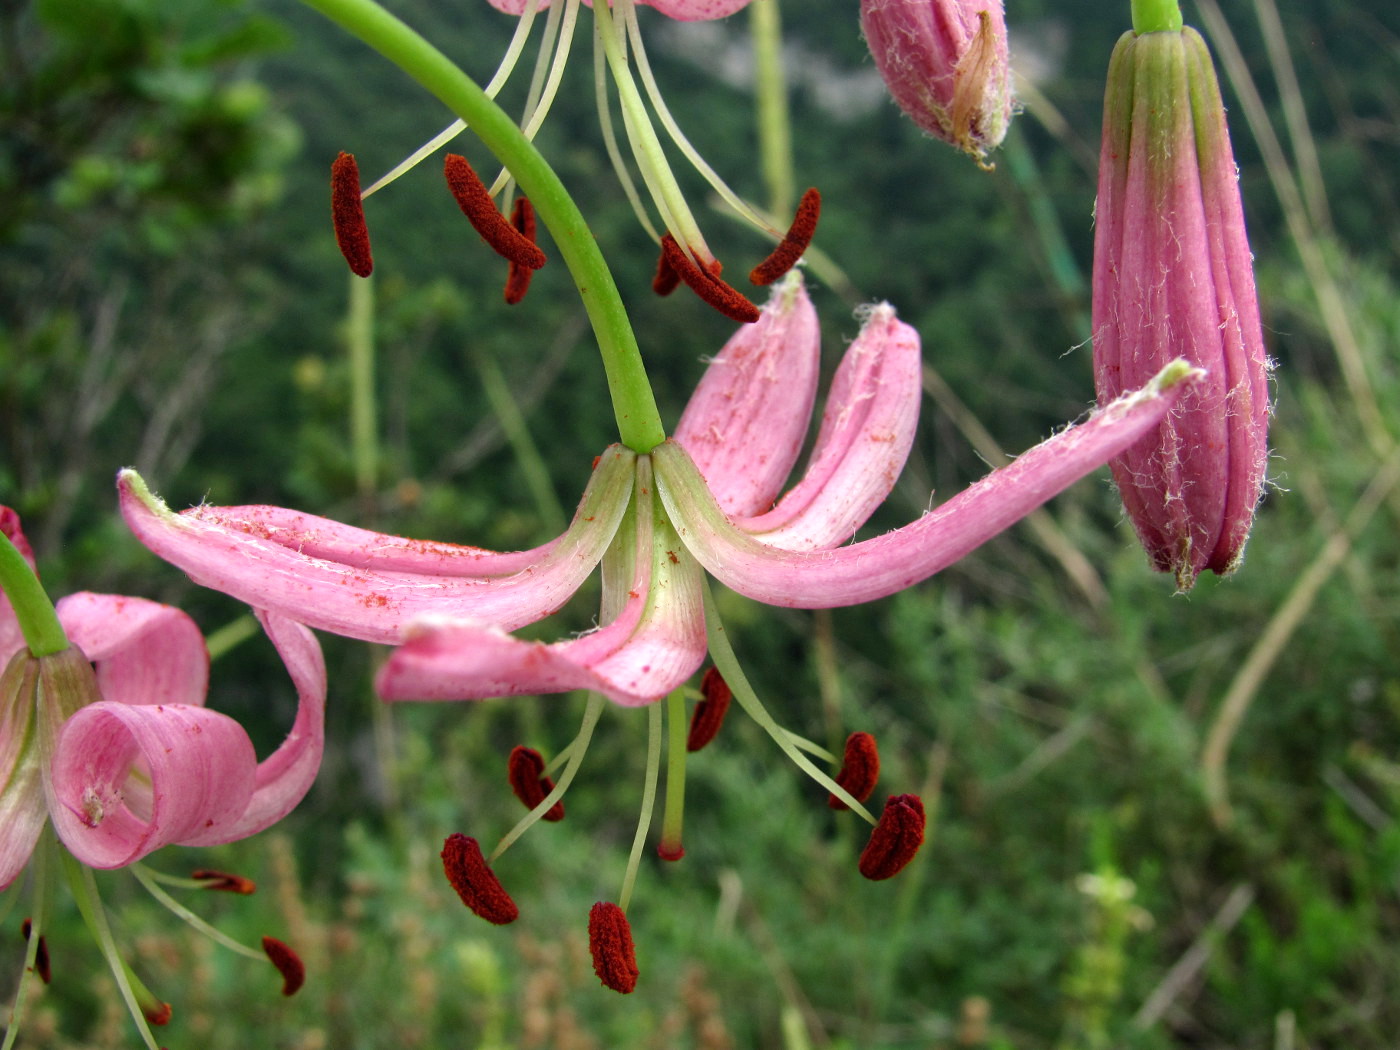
[3,0,1400,1047]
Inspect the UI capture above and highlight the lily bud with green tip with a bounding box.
[1092,24,1271,590]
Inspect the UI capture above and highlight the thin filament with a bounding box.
[1,832,52,1050]
[620,0,778,235]
[491,692,606,861]
[659,688,688,859]
[618,699,664,911]
[595,17,661,242]
[130,864,265,961]
[361,0,544,199]
[702,580,876,822]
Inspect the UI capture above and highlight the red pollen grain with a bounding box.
[261,936,306,996]
[20,918,50,985]
[588,901,639,994]
[507,745,565,821]
[504,196,540,304]
[858,794,926,881]
[441,833,520,925]
[330,151,373,278]
[658,234,761,323]
[444,154,547,270]
[750,187,821,285]
[828,731,880,810]
[191,868,257,894]
[687,666,732,752]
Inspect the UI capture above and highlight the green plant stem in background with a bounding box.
[750,0,794,219]
[300,0,665,453]
[0,532,66,657]
[1131,0,1183,34]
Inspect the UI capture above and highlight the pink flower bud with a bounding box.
[1092,27,1271,590]
[860,0,1014,165]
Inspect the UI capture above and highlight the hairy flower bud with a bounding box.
[1092,26,1271,590]
[860,0,1014,164]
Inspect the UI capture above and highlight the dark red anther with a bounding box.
[330,151,373,278]
[587,902,639,994]
[440,833,519,925]
[191,868,257,894]
[507,745,565,821]
[143,1000,174,1026]
[658,234,761,323]
[858,794,926,881]
[261,936,305,996]
[20,918,50,985]
[503,197,539,304]
[687,667,732,752]
[750,187,821,285]
[444,154,548,271]
[651,242,681,296]
[828,731,880,810]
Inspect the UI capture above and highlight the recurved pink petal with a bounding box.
[47,700,258,869]
[738,303,922,550]
[674,274,820,517]
[1,507,37,658]
[118,447,636,645]
[206,611,326,843]
[379,461,707,707]
[0,652,45,890]
[56,593,208,708]
[656,362,1200,607]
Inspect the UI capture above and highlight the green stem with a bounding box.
[300,0,665,452]
[750,0,794,219]
[1131,0,1183,34]
[0,532,66,657]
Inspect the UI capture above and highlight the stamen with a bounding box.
[750,188,821,286]
[858,794,926,881]
[507,745,565,821]
[659,235,760,323]
[503,197,539,305]
[443,154,547,271]
[20,919,50,985]
[141,1000,173,1026]
[587,902,639,994]
[261,936,305,996]
[658,689,687,861]
[331,152,373,278]
[651,242,680,296]
[687,667,732,752]
[190,869,257,895]
[828,731,880,811]
[441,833,520,925]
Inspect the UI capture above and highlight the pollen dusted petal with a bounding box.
[858,793,926,880]
[750,187,821,285]
[261,936,306,996]
[828,731,880,810]
[441,833,519,925]
[507,745,565,821]
[686,666,731,752]
[588,901,639,994]
[330,152,373,278]
[444,154,547,270]
[659,234,760,323]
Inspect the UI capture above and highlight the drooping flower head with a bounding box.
[120,274,1198,991]
[0,508,323,1046]
[860,0,1015,165]
[1092,23,1271,589]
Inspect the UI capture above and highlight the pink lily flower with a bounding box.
[486,0,752,19]
[0,507,326,890]
[119,275,1197,708]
